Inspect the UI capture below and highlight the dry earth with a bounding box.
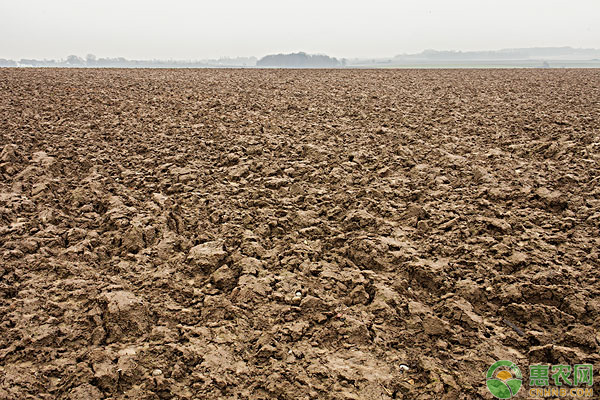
[0,68,599,399]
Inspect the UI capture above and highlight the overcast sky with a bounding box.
[1,0,599,60]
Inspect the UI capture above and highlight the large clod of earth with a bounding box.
[0,68,599,399]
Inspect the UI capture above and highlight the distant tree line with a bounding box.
[257,52,344,68]
[1,52,347,68]
[0,59,17,67]
[393,47,600,61]
[0,54,258,68]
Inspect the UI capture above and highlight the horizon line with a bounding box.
[3,45,600,63]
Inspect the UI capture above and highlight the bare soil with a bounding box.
[0,68,599,399]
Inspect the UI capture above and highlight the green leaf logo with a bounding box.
[486,360,522,399]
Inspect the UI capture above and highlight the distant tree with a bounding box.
[19,59,44,66]
[0,59,17,67]
[66,55,84,65]
[257,52,341,68]
[86,54,97,66]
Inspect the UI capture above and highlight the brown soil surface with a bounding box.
[1,68,599,399]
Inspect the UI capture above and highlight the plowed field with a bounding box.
[1,68,599,399]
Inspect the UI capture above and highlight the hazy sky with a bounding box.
[1,0,599,60]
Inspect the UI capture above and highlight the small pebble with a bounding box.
[152,369,163,376]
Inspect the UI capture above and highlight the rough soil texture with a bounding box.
[0,68,599,399]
